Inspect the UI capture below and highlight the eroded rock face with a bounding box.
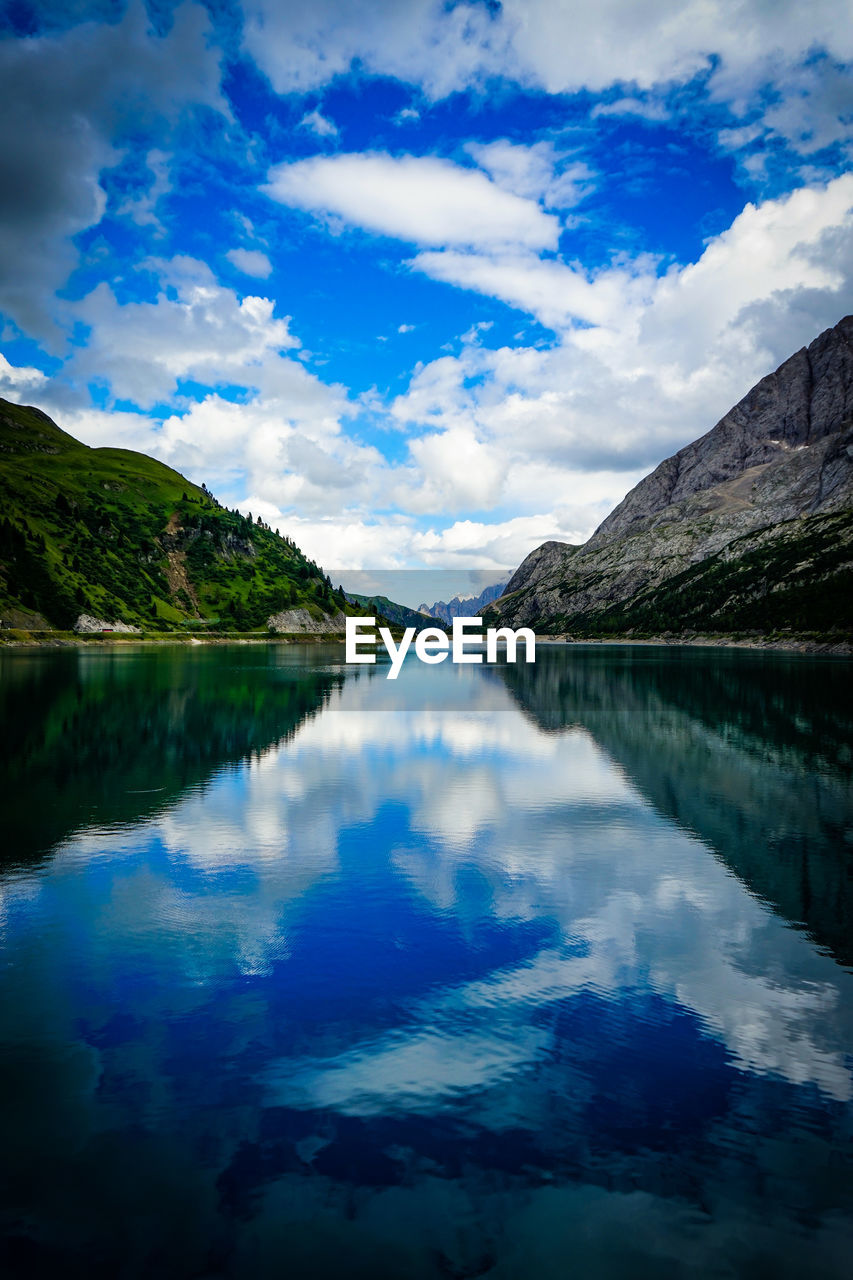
[489,316,853,632]
[589,315,853,549]
[267,608,347,634]
[73,614,141,634]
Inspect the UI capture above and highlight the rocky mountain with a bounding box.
[420,580,507,625]
[0,397,350,633]
[485,316,853,637]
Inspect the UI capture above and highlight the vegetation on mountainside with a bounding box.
[0,397,348,631]
[344,592,435,631]
[488,510,853,638]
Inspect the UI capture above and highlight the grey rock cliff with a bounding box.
[73,614,140,634]
[589,314,853,549]
[488,316,853,632]
[267,608,347,634]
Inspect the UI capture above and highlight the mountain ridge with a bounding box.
[420,580,507,625]
[588,313,853,549]
[486,316,853,638]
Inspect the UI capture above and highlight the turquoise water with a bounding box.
[1,643,852,1278]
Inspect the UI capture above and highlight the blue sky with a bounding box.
[1,0,852,599]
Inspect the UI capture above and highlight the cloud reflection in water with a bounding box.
[1,645,852,1278]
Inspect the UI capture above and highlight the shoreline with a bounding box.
[1,630,851,656]
[535,634,853,656]
[0,632,334,650]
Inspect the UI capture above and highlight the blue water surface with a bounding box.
[0,642,852,1278]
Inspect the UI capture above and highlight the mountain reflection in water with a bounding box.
[0,642,851,1279]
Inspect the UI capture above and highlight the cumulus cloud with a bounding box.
[68,256,299,408]
[0,353,48,398]
[45,254,385,511]
[264,152,560,250]
[376,173,853,558]
[5,0,852,587]
[411,174,853,344]
[408,425,507,509]
[63,387,386,525]
[412,250,652,330]
[33,174,852,577]
[409,513,588,567]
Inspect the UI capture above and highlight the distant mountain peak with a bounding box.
[421,581,508,625]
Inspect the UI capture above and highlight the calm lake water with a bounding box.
[1,642,852,1278]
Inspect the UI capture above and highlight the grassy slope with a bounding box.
[0,397,348,631]
[344,592,436,631]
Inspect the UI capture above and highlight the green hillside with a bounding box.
[344,592,435,631]
[0,397,348,632]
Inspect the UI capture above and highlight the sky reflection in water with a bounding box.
[0,644,851,1278]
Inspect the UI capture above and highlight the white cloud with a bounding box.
[398,323,415,333]
[217,491,623,576]
[264,152,560,250]
[408,425,507,509]
[21,168,853,583]
[62,387,388,530]
[409,174,853,348]
[591,96,669,121]
[466,139,595,210]
[243,0,505,100]
[243,0,853,157]
[0,352,48,398]
[46,254,388,515]
[66,174,853,573]
[280,516,419,572]
[412,250,652,330]
[70,256,299,408]
[637,174,853,362]
[379,173,853,557]
[298,108,339,139]
[410,513,588,566]
[225,246,273,278]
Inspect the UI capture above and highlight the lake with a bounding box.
[1,642,852,1278]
